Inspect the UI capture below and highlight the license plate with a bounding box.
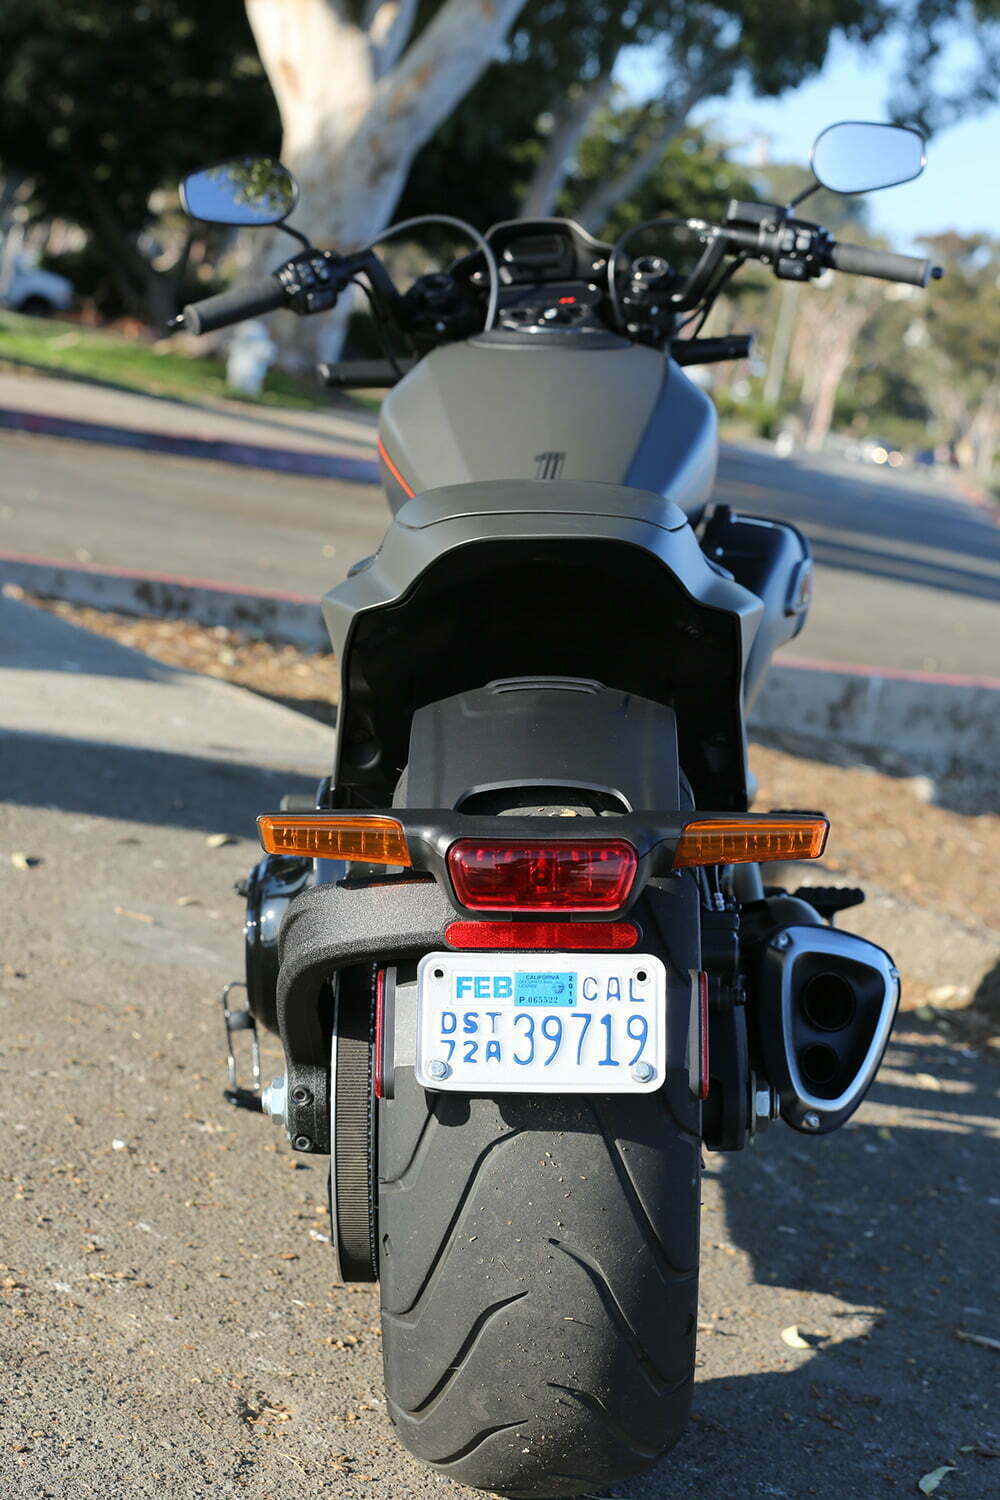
[415,952,666,1093]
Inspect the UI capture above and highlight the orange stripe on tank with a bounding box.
[377,436,415,498]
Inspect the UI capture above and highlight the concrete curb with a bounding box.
[3,551,997,780]
[752,659,1000,779]
[0,405,381,484]
[0,552,327,650]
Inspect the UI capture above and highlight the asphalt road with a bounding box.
[2,599,998,1500]
[1,430,998,676]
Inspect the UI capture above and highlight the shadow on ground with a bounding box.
[608,1022,999,1500]
[0,727,318,838]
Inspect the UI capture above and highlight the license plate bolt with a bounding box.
[631,1061,656,1084]
[426,1058,451,1081]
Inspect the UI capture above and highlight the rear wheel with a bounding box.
[378,1044,701,1496]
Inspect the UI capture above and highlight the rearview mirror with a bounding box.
[180,155,298,227]
[810,122,926,195]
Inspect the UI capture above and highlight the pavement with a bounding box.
[2,594,999,1500]
[1,369,998,676]
[0,367,378,467]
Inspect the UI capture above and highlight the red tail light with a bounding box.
[447,839,638,912]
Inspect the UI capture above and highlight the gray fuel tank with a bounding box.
[378,331,717,515]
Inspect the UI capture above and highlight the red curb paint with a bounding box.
[781,654,1000,692]
[0,550,318,605]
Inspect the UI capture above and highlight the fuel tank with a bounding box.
[377,329,717,515]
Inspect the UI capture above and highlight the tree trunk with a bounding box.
[802,293,876,452]
[521,71,613,219]
[245,0,529,365]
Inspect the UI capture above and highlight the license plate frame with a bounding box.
[414,951,666,1094]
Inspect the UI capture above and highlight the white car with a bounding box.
[0,254,73,315]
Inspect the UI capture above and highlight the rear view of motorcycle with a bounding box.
[174,121,935,1496]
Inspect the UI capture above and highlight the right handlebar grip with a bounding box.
[180,275,285,335]
[828,241,932,287]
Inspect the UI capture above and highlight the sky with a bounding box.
[620,33,1000,252]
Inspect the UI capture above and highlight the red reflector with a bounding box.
[373,967,386,1099]
[557,295,576,304]
[698,971,710,1101]
[445,921,639,951]
[447,839,637,912]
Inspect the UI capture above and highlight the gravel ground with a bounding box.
[2,601,998,1500]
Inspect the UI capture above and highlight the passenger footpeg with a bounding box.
[757,926,899,1134]
[220,981,263,1112]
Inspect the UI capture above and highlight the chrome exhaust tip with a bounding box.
[757,925,900,1134]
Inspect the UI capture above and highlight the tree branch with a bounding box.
[368,0,530,163]
[574,63,733,233]
[520,70,614,219]
[363,0,419,78]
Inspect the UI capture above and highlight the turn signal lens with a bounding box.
[445,920,640,951]
[447,839,637,912]
[257,814,411,865]
[673,816,828,868]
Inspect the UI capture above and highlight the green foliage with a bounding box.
[570,118,757,237]
[0,0,277,231]
[0,308,324,408]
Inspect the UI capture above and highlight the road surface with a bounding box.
[1,430,998,675]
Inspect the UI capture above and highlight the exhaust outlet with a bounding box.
[757,926,899,1133]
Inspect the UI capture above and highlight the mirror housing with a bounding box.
[180,156,299,227]
[810,121,926,195]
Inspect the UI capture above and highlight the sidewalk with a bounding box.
[0,367,380,480]
[0,589,333,798]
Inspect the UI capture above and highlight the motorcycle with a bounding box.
[175,120,934,1497]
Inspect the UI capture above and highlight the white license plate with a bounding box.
[415,952,666,1094]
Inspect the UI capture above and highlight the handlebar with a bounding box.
[672,335,752,367]
[319,358,417,388]
[178,275,285,335]
[825,241,936,288]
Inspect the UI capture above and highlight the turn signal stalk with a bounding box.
[673,816,828,868]
[257,814,411,865]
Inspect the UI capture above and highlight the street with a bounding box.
[1,429,998,675]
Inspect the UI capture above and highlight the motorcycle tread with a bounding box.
[378,1067,700,1498]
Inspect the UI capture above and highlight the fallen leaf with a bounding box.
[175,896,201,907]
[205,833,236,848]
[918,1466,956,1494]
[275,1251,299,1261]
[10,852,41,871]
[781,1325,811,1349]
[955,1329,1000,1352]
[915,1073,942,1091]
[113,906,155,925]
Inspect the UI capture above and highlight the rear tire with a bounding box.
[378,1063,701,1497]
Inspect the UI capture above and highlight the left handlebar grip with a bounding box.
[180,275,285,335]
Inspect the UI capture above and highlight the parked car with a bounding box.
[0,253,73,315]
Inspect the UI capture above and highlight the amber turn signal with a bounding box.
[257,813,411,865]
[673,816,828,868]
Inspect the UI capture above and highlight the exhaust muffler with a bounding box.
[757,925,899,1134]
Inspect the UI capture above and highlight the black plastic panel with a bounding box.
[405,679,680,812]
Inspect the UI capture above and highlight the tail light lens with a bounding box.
[447,839,638,912]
